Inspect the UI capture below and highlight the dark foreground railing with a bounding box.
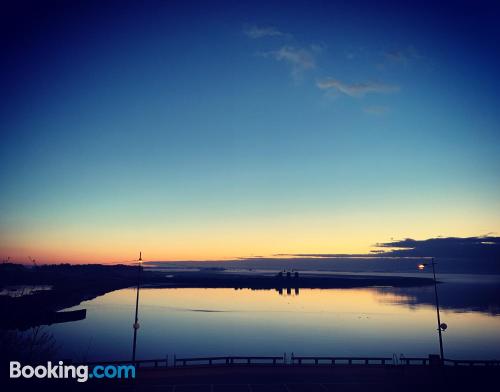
[78,355,500,369]
[84,358,168,368]
[290,355,392,365]
[400,357,430,365]
[444,359,500,367]
[174,355,285,367]
[399,357,500,366]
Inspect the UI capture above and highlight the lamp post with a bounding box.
[418,257,446,360]
[132,252,142,362]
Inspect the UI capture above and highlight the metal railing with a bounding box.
[443,359,500,367]
[399,357,500,366]
[290,355,393,365]
[76,355,500,369]
[400,357,429,365]
[173,355,285,367]
[83,358,168,368]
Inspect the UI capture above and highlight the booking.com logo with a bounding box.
[10,361,136,383]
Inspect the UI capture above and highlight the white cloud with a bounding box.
[273,46,315,68]
[261,46,317,78]
[317,78,399,97]
[244,25,289,39]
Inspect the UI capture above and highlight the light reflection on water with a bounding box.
[48,287,500,362]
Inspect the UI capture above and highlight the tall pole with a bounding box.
[431,257,444,360]
[132,251,142,362]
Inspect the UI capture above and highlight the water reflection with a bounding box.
[238,273,500,315]
[375,279,500,315]
[372,290,418,305]
[48,285,500,362]
[280,287,300,296]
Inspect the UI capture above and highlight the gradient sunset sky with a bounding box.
[1,1,500,263]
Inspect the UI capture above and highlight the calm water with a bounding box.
[44,284,500,362]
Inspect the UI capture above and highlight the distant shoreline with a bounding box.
[143,271,436,290]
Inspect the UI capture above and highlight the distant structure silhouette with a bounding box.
[275,270,300,296]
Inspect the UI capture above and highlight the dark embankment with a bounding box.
[0,263,163,330]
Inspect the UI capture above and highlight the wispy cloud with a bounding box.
[317,78,400,97]
[272,46,315,69]
[244,25,289,39]
[245,25,322,80]
[261,46,317,78]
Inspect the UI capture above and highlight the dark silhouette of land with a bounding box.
[0,263,158,329]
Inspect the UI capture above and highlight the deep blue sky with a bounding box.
[1,1,500,262]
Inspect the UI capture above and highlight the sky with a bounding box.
[1,0,500,263]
